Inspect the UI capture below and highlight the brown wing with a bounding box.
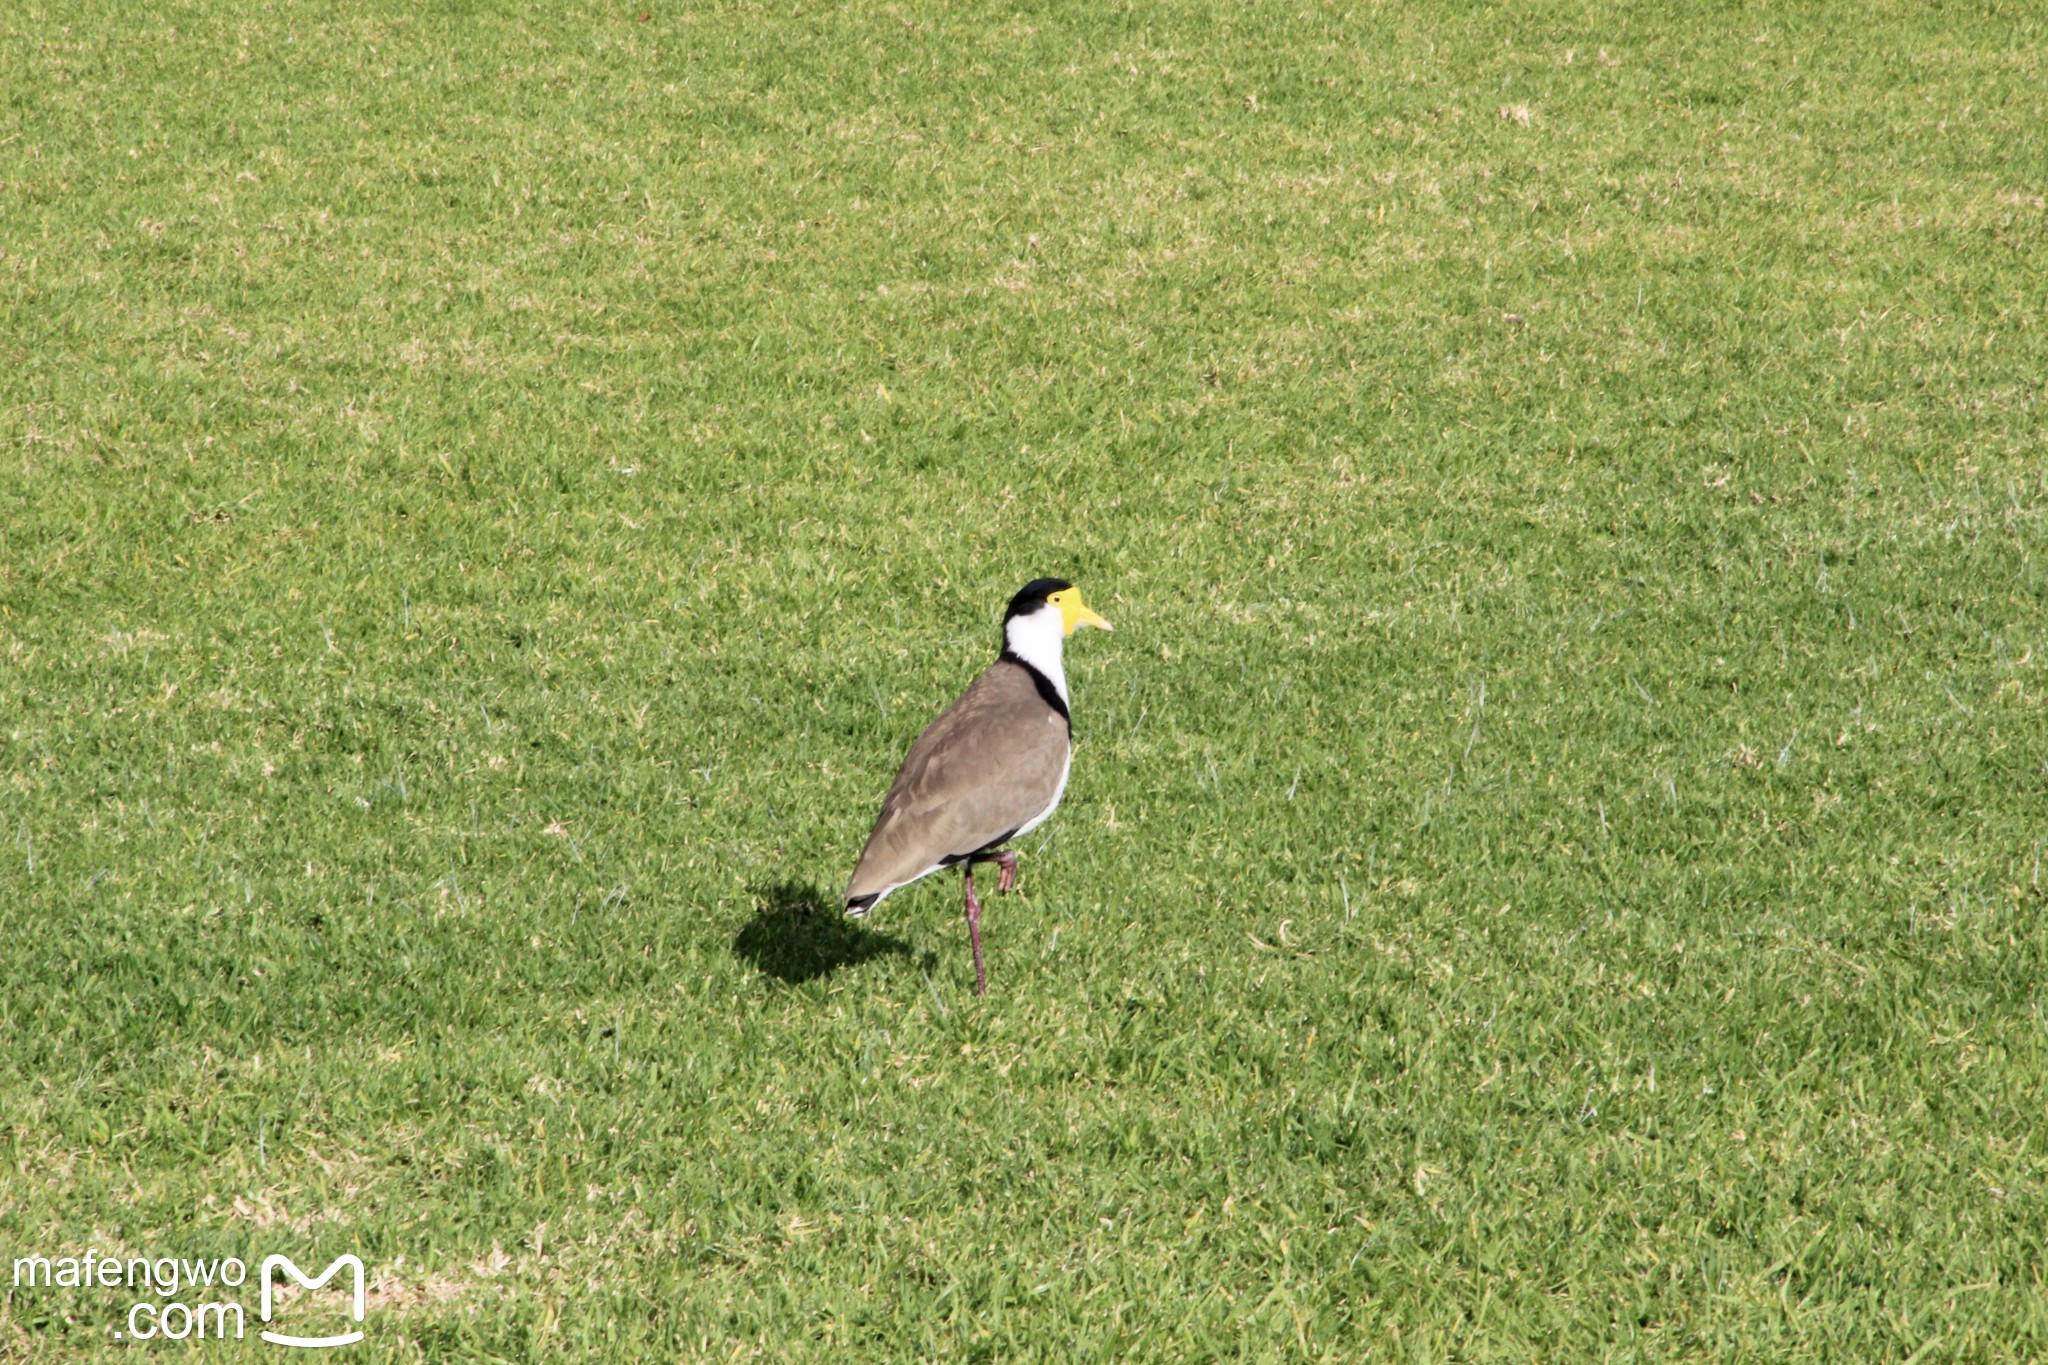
[844,660,1070,906]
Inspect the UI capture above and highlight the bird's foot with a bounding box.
[991,850,1019,896]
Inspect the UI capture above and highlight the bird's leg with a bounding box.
[962,868,987,996]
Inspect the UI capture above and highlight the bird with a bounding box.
[843,577,1112,994]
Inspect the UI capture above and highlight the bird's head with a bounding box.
[1003,578,1112,638]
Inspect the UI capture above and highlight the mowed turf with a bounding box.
[3,0,2046,1358]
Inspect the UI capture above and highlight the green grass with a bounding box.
[4,0,2047,1357]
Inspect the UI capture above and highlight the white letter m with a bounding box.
[258,1254,366,1348]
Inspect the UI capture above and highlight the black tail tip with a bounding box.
[844,893,879,918]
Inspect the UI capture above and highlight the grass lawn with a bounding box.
[4,0,2047,1357]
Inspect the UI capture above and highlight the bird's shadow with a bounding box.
[732,880,919,985]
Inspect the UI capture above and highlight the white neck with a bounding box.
[1003,607,1068,704]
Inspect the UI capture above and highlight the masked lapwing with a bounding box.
[844,578,1112,994]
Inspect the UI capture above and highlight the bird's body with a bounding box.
[844,578,1111,993]
[842,658,1070,905]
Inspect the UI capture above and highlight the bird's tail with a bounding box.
[844,892,880,918]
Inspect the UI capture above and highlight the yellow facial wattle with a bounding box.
[1050,588,1113,636]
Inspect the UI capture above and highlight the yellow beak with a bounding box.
[1060,592,1113,636]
